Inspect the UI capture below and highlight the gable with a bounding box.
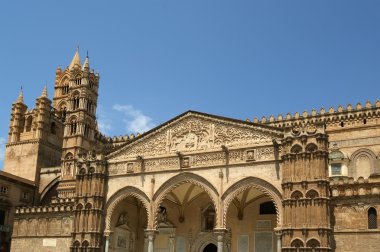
[107,111,283,161]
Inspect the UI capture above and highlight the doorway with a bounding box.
[203,243,217,252]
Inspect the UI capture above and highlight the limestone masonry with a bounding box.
[2,50,380,252]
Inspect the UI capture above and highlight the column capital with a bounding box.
[274,227,282,236]
[104,230,113,237]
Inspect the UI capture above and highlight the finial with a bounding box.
[17,86,24,103]
[41,84,48,98]
[86,50,89,58]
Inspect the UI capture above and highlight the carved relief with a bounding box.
[109,114,278,162]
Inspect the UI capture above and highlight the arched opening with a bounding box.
[226,187,278,252]
[155,182,218,252]
[222,177,282,252]
[368,207,377,229]
[203,243,217,252]
[108,195,148,252]
[152,173,220,252]
[25,116,32,132]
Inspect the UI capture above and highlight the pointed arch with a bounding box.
[153,172,219,228]
[105,186,151,232]
[290,238,304,248]
[222,177,283,227]
[306,238,321,248]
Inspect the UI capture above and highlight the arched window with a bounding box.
[84,124,90,138]
[306,238,320,248]
[62,84,69,95]
[291,238,304,248]
[306,143,318,153]
[70,120,77,135]
[25,116,32,132]
[368,207,377,229]
[60,107,67,122]
[73,96,80,110]
[82,240,89,252]
[291,145,302,154]
[291,191,303,200]
[71,240,80,252]
[202,204,215,231]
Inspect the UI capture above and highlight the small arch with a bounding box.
[105,186,151,231]
[76,203,83,210]
[368,207,377,229]
[85,203,92,210]
[291,190,303,200]
[25,116,33,132]
[71,240,80,252]
[306,143,318,153]
[306,238,321,248]
[291,144,302,154]
[89,167,95,174]
[65,152,74,160]
[349,148,377,178]
[79,168,87,175]
[291,238,304,248]
[222,177,283,227]
[305,189,319,199]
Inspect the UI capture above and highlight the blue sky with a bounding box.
[0,1,379,167]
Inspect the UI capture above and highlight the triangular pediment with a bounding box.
[107,111,283,161]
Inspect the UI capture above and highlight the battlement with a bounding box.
[245,100,380,128]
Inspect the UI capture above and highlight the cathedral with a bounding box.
[2,50,380,252]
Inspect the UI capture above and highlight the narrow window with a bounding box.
[51,122,56,135]
[368,207,377,229]
[364,119,367,125]
[0,210,5,225]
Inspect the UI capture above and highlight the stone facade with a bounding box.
[2,50,380,252]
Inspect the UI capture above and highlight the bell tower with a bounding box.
[55,49,100,198]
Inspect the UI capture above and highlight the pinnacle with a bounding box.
[41,85,48,98]
[16,88,24,103]
[69,47,81,70]
[83,53,90,71]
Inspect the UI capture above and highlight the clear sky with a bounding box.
[0,1,379,167]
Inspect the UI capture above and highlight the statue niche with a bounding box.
[112,212,135,252]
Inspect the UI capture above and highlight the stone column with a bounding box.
[274,228,282,252]
[214,229,227,252]
[104,231,111,252]
[145,230,156,252]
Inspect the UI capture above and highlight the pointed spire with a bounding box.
[69,46,81,70]
[83,51,90,71]
[41,85,48,98]
[16,87,24,103]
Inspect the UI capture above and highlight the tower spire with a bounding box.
[16,87,24,103]
[41,84,48,98]
[83,51,90,71]
[69,47,81,70]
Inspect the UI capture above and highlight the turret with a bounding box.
[34,85,52,139]
[9,89,27,143]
